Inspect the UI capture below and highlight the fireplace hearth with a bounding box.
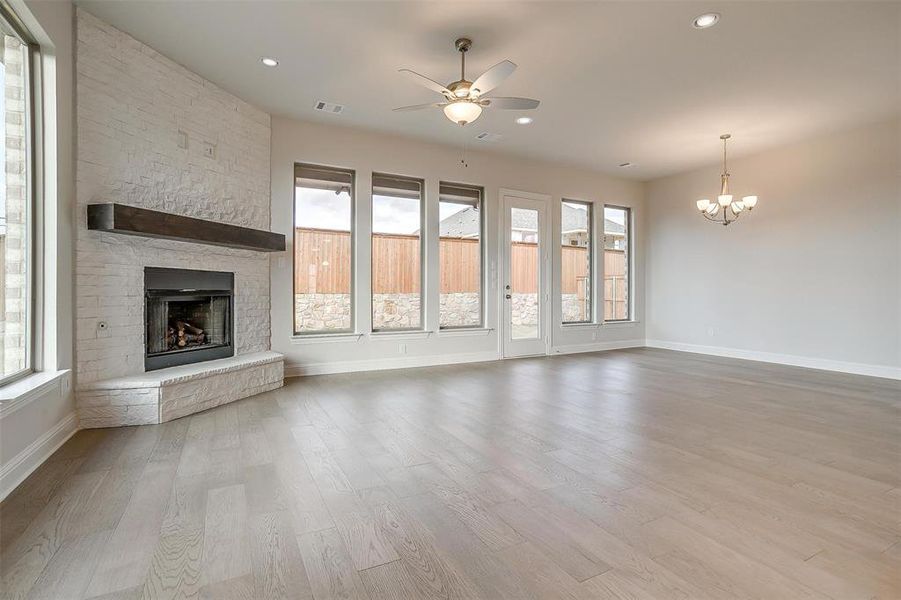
[145,267,234,371]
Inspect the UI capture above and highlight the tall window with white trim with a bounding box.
[439,182,483,329]
[603,205,631,321]
[561,200,592,323]
[0,9,33,383]
[371,173,424,331]
[293,164,355,334]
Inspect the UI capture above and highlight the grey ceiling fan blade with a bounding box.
[398,69,452,96]
[481,97,540,110]
[393,102,447,112]
[470,60,517,96]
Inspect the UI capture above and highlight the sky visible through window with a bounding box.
[296,187,471,235]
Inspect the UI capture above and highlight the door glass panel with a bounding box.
[510,207,540,339]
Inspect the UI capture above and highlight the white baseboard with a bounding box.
[286,340,649,377]
[645,339,901,380]
[551,339,646,356]
[285,350,500,377]
[0,412,79,501]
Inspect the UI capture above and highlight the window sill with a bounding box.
[602,320,640,327]
[0,370,71,419]
[370,330,433,341]
[291,333,364,345]
[437,327,493,337]
[561,322,599,330]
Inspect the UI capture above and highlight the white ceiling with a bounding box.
[76,1,900,180]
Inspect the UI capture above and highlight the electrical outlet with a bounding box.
[592,330,598,341]
[202,141,216,159]
[177,130,188,149]
[398,343,407,355]
[707,326,715,337]
[97,320,111,339]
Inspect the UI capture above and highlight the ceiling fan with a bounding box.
[394,38,540,126]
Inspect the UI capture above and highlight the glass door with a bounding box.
[502,192,550,357]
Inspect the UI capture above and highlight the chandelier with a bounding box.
[695,134,758,226]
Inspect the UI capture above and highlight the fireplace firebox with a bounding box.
[144,267,234,371]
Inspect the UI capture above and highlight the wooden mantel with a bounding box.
[87,203,286,252]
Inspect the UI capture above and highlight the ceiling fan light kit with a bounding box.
[696,134,759,226]
[395,37,540,126]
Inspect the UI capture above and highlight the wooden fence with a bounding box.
[295,228,625,299]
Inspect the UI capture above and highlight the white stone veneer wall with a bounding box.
[75,10,271,386]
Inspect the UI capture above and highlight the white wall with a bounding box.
[271,117,645,375]
[646,117,901,378]
[1,0,77,499]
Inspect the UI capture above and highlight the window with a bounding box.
[561,200,592,323]
[371,173,423,331]
[604,205,631,321]
[293,164,354,334]
[0,9,34,384]
[439,183,483,329]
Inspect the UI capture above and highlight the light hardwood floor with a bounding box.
[2,348,899,599]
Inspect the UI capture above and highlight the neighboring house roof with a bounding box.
[439,205,625,237]
[603,218,624,236]
[438,206,481,237]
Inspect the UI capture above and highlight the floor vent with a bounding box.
[314,100,345,114]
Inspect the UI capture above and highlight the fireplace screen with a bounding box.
[145,268,234,371]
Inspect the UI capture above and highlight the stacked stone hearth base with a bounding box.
[77,352,284,428]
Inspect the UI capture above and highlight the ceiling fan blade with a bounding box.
[393,102,447,112]
[398,69,451,96]
[470,60,517,96]
[481,97,540,110]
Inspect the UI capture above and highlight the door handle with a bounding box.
[505,294,512,299]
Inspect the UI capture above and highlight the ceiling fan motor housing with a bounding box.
[455,38,472,53]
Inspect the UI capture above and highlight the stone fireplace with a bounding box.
[74,11,283,428]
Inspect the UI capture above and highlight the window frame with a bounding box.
[0,4,38,387]
[603,204,632,323]
[560,198,594,325]
[438,181,485,331]
[370,172,425,333]
[292,162,356,336]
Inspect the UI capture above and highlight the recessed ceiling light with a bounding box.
[692,13,720,29]
[515,117,533,125]
[261,57,279,67]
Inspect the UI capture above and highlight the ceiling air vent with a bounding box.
[314,100,344,115]
[475,132,503,143]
